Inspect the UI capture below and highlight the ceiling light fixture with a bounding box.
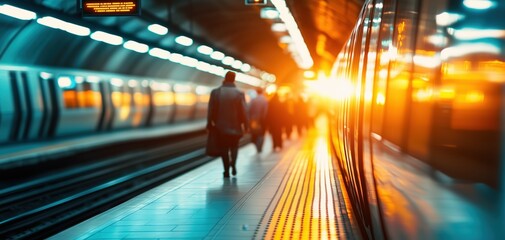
[197,45,213,55]
[147,24,168,35]
[175,36,193,46]
[0,4,36,20]
[270,0,314,69]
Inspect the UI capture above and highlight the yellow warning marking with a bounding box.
[264,117,344,239]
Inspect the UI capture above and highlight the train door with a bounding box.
[150,81,175,125]
[0,70,17,143]
[109,78,134,129]
[193,85,211,120]
[23,71,46,140]
[97,79,113,131]
[54,75,101,136]
[356,0,388,239]
[172,83,197,123]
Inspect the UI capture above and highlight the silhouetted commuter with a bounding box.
[284,94,295,139]
[248,88,268,153]
[266,93,284,151]
[294,95,308,135]
[207,71,248,178]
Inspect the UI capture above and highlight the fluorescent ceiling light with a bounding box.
[0,4,36,20]
[209,65,225,76]
[37,16,90,36]
[451,28,505,40]
[169,53,183,63]
[260,8,279,19]
[232,60,243,69]
[196,61,211,72]
[123,40,149,53]
[441,43,500,59]
[241,63,251,72]
[149,48,170,59]
[222,56,234,65]
[463,0,496,9]
[175,36,193,46]
[147,24,168,35]
[197,45,213,55]
[180,56,198,67]
[271,23,287,32]
[210,51,225,60]
[90,31,123,45]
[436,12,464,26]
[236,73,262,87]
[270,0,313,69]
[280,35,292,43]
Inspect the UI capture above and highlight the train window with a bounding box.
[58,76,79,109]
[381,0,419,147]
[371,0,397,136]
[195,86,211,103]
[78,81,102,108]
[125,85,133,107]
[405,0,439,159]
[152,82,174,106]
[174,84,196,106]
[110,78,124,108]
[362,0,383,136]
[428,0,504,185]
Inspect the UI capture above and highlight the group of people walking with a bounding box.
[206,71,312,178]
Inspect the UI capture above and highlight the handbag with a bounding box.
[206,88,222,157]
[206,127,221,157]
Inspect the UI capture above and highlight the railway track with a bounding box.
[0,132,249,239]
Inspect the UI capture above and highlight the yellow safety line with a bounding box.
[264,128,342,240]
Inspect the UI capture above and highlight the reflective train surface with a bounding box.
[0,65,213,144]
[328,0,505,239]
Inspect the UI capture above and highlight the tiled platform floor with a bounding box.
[50,119,360,240]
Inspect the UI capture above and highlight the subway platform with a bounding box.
[49,118,361,240]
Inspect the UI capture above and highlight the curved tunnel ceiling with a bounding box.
[5,0,363,84]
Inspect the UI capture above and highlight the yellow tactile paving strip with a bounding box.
[258,123,353,240]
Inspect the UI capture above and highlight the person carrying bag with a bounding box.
[206,71,248,178]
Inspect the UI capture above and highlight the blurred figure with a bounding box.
[294,95,308,135]
[248,88,268,153]
[284,94,295,139]
[266,93,284,151]
[207,71,248,178]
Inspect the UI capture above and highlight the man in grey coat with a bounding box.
[207,71,248,178]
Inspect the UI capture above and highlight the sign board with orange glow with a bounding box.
[81,0,140,16]
[245,0,267,5]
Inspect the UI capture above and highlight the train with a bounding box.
[0,65,217,144]
[328,0,504,239]
[0,1,262,145]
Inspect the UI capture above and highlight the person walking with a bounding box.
[207,71,248,178]
[248,88,268,153]
[266,93,285,151]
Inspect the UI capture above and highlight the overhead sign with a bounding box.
[245,0,267,5]
[81,0,141,16]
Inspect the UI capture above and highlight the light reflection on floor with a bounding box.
[264,116,353,240]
